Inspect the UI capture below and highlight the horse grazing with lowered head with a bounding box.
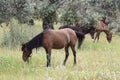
[94,17,112,43]
[21,28,84,67]
[59,24,96,39]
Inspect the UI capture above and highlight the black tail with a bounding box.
[75,31,85,48]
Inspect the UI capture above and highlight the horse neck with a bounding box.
[80,29,89,34]
[60,25,69,29]
[99,21,106,27]
[26,41,40,50]
[26,32,43,50]
[101,20,109,26]
[104,30,110,36]
[80,26,93,34]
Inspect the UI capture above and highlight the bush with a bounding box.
[1,21,41,48]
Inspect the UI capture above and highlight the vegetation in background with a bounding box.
[0,1,120,79]
[60,7,79,25]
[0,32,120,80]
[0,20,42,48]
[0,0,120,28]
[0,0,120,48]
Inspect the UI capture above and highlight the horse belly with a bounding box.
[42,36,67,49]
[52,42,65,49]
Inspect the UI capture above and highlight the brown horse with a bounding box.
[94,17,112,43]
[59,24,96,39]
[21,28,84,67]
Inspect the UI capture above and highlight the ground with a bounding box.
[0,24,120,80]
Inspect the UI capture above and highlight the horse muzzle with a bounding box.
[22,55,31,63]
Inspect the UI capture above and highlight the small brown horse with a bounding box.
[94,17,112,43]
[21,28,84,67]
[59,24,96,39]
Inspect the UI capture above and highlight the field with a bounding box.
[0,25,120,80]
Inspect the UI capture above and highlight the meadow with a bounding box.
[0,23,120,80]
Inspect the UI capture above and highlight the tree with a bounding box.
[60,7,79,25]
[34,0,70,30]
[40,4,57,30]
[0,0,120,29]
[0,0,12,27]
[0,0,34,26]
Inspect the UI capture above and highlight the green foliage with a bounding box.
[0,0,34,25]
[40,5,57,24]
[0,0,120,31]
[39,0,59,29]
[89,0,120,18]
[0,0,12,24]
[60,8,79,25]
[1,21,41,48]
[12,0,34,24]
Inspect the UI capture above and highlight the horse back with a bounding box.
[59,25,79,32]
[42,29,76,49]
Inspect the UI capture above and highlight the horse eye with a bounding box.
[24,51,26,53]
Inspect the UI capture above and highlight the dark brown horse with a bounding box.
[21,28,84,67]
[94,17,112,43]
[59,24,96,39]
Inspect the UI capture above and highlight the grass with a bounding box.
[0,23,120,80]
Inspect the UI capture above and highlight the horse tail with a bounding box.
[75,31,85,48]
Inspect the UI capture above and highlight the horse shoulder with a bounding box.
[96,21,103,30]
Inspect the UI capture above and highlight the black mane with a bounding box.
[25,32,44,50]
[59,25,95,31]
[59,25,79,31]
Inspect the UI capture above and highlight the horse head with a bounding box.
[106,32,112,43]
[21,44,32,62]
[89,26,96,39]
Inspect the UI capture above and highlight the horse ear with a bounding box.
[21,44,25,46]
[22,44,26,47]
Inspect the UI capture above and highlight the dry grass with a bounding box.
[0,24,120,80]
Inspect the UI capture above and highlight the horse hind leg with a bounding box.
[63,45,69,65]
[70,45,76,65]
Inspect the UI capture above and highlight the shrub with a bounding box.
[1,22,40,48]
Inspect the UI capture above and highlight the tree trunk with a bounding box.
[42,20,54,30]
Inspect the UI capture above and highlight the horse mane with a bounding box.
[100,18,111,26]
[59,25,69,29]
[25,32,44,50]
[59,25,80,31]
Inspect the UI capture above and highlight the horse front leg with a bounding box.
[63,45,69,65]
[45,49,51,67]
[71,45,76,65]
[94,32,98,42]
[94,31,100,42]
[97,32,101,42]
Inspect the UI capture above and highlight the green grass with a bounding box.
[0,24,120,80]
